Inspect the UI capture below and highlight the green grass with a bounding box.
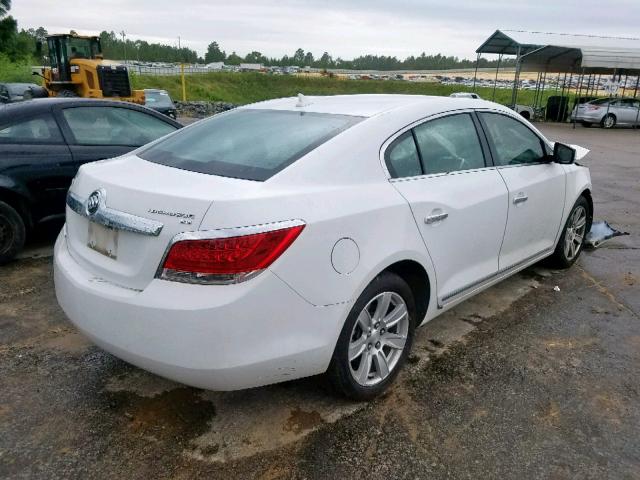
[131,72,553,107]
[0,55,35,83]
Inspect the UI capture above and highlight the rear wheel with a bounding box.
[548,196,590,269]
[601,114,616,129]
[520,110,531,120]
[327,272,416,400]
[0,200,26,265]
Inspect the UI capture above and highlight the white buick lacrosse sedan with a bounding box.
[54,94,593,399]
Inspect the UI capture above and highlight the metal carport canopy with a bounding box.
[476,29,640,56]
[519,45,640,74]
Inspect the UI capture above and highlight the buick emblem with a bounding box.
[86,189,103,216]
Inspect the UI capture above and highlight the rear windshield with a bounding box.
[145,91,173,107]
[138,109,363,181]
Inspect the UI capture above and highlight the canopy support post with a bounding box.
[492,54,502,101]
[472,53,481,92]
[510,46,522,108]
[573,69,585,129]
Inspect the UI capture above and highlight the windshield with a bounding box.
[145,91,174,107]
[138,109,363,181]
[67,38,101,60]
[589,98,613,105]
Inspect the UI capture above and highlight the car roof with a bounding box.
[242,94,498,118]
[0,98,181,125]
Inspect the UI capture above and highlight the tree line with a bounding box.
[1,0,512,72]
[205,43,514,70]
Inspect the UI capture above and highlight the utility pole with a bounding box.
[120,30,127,64]
[178,35,181,63]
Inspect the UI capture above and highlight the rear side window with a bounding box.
[62,106,177,146]
[413,113,485,174]
[138,109,362,181]
[0,114,63,144]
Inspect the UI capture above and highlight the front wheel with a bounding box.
[548,196,590,269]
[327,272,416,400]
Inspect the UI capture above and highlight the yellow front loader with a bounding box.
[37,33,144,104]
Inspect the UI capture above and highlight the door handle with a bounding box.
[513,193,528,205]
[425,212,448,224]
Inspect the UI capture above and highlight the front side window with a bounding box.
[62,107,177,146]
[0,114,63,143]
[479,112,545,166]
[413,113,485,174]
[138,109,362,181]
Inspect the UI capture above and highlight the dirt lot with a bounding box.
[1,124,638,479]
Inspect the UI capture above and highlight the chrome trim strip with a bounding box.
[66,191,164,237]
[155,219,306,284]
[439,247,553,307]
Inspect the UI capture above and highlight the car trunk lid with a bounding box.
[65,154,256,290]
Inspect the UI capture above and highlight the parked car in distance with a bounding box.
[450,92,535,119]
[55,94,592,400]
[571,97,640,128]
[144,89,177,119]
[0,82,47,103]
[0,98,182,263]
[450,92,481,99]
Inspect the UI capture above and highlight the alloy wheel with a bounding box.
[348,291,409,386]
[564,205,587,261]
[603,115,615,128]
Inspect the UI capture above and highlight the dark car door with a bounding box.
[54,104,179,166]
[0,112,74,221]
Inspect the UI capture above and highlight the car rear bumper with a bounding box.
[54,231,346,390]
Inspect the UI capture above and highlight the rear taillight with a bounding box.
[157,220,305,284]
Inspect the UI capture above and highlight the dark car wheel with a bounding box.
[327,272,416,400]
[601,114,616,129]
[57,89,78,98]
[0,200,26,265]
[548,196,591,269]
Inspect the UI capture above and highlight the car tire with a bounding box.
[0,200,26,265]
[581,122,592,128]
[327,271,416,400]
[548,196,591,269]
[520,110,531,120]
[601,114,616,129]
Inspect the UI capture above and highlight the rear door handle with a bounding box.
[425,212,448,224]
[513,193,528,205]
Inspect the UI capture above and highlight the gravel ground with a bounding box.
[0,123,638,479]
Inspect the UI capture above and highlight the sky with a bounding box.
[11,0,640,61]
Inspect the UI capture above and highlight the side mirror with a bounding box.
[553,142,576,164]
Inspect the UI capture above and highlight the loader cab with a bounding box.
[47,35,102,82]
